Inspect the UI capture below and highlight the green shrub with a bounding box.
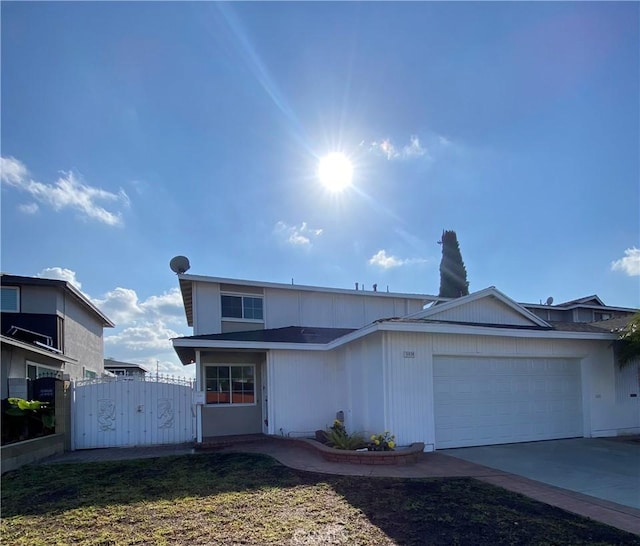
[325,420,366,450]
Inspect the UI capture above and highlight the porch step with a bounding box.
[195,433,268,451]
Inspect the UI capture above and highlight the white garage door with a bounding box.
[434,356,583,449]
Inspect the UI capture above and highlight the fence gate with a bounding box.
[72,376,195,450]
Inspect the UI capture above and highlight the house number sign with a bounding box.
[403,351,415,359]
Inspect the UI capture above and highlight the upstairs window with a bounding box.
[221,294,263,320]
[1,286,19,312]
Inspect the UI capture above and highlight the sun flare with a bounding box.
[317,152,353,192]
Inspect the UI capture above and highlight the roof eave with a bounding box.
[375,321,617,340]
[0,335,80,363]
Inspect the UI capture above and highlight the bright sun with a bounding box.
[318,152,353,192]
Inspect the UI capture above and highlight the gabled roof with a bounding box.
[558,295,605,307]
[406,287,551,328]
[1,274,115,327]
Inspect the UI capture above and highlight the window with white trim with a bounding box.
[1,286,19,312]
[221,294,263,320]
[205,365,255,405]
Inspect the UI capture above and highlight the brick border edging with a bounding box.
[271,436,425,465]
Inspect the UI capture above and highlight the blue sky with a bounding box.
[2,2,638,376]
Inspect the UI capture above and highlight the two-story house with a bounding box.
[1,274,114,398]
[172,273,639,450]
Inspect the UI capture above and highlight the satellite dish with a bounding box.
[169,256,191,274]
[546,296,554,305]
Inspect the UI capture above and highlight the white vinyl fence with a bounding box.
[72,375,195,450]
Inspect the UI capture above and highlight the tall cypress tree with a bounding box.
[438,230,469,298]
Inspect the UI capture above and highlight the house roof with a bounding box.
[176,326,356,344]
[176,273,444,327]
[380,318,611,334]
[588,316,636,333]
[521,298,637,314]
[172,309,619,365]
[1,274,115,327]
[172,326,357,365]
[557,295,605,307]
[407,286,552,328]
[104,358,149,372]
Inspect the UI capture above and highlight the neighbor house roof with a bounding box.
[588,316,637,333]
[1,274,115,327]
[104,358,149,372]
[557,295,605,307]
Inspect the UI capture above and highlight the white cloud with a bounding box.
[1,156,129,226]
[92,286,185,325]
[369,135,428,160]
[611,247,640,277]
[402,135,427,158]
[368,250,427,269]
[274,221,323,247]
[18,203,39,214]
[1,155,29,184]
[37,267,83,290]
[104,321,182,352]
[367,133,456,162]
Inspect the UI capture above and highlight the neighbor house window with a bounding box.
[221,294,263,320]
[205,365,255,405]
[1,286,19,312]
[26,361,62,380]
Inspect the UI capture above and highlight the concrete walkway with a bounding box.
[40,438,640,536]
[443,437,640,510]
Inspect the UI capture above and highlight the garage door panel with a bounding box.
[434,356,582,449]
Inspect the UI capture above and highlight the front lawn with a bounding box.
[1,453,637,545]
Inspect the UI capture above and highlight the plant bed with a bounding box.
[277,436,425,465]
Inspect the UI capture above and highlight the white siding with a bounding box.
[375,332,622,448]
[383,332,434,448]
[268,350,346,436]
[300,293,335,327]
[264,289,300,328]
[427,296,535,326]
[264,288,424,329]
[193,282,221,335]
[339,334,385,435]
[610,361,640,433]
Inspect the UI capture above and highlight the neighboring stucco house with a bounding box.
[1,274,114,398]
[104,358,148,376]
[172,273,639,450]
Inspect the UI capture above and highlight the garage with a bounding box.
[434,356,583,449]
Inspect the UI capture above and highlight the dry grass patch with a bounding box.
[1,452,638,545]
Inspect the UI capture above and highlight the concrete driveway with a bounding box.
[443,438,640,510]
